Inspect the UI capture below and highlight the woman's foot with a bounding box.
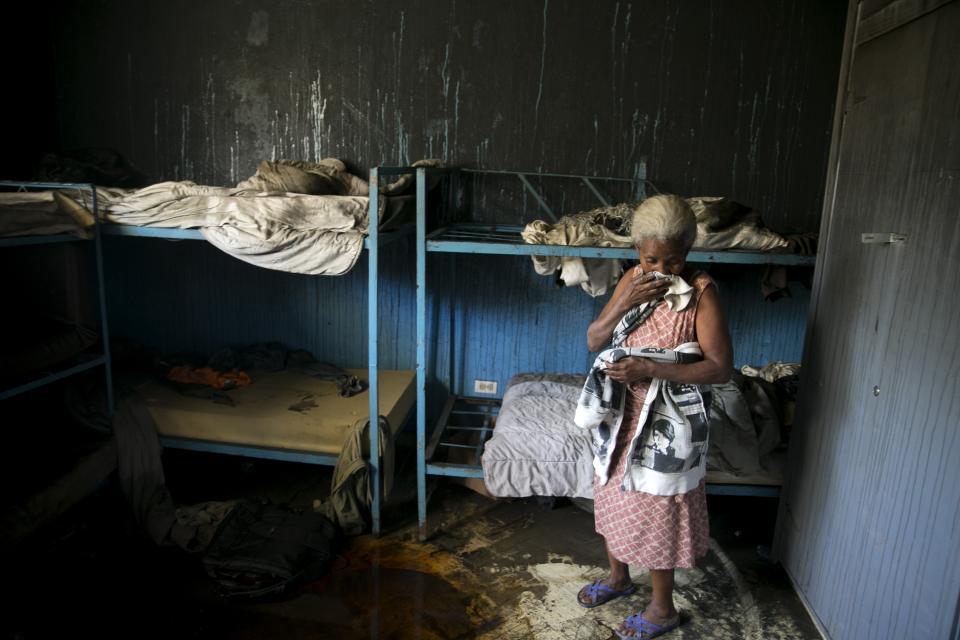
[615,604,680,638]
[576,577,637,608]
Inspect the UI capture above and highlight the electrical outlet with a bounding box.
[474,379,498,394]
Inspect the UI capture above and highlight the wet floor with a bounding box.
[3,450,822,639]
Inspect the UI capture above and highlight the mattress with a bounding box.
[481,373,784,499]
[481,373,595,499]
[136,368,415,455]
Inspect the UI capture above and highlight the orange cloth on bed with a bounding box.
[166,366,251,390]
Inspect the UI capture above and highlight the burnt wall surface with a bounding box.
[18,0,844,233]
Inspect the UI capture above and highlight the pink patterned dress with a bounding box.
[593,269,712,569]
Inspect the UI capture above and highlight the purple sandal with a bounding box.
[615,612,680,639]
[576,580,637,608]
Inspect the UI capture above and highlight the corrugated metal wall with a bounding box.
[774,2,960,638]
[429,253,811,396]
[54,0,842,394]
[104,236,809,393]
[50,0,843,233]
[103,236,416,370]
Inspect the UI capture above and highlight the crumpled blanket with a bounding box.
[521,202,634,296]
[94,174,375,275]
[0,158,440,276]
[521,196,810,296]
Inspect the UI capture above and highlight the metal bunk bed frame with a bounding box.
[0,181,114,410]
[3,169,423,537]
[104,166,421,536]
[413,165,816,539]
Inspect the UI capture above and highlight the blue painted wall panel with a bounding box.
[105,234,807,408]
[104,236,416,371]
[426,253,808,399]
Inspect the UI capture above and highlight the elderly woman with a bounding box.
[575,194,732,639]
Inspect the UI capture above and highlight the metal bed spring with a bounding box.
[423,396,499,477]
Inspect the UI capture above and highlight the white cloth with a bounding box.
[522,211,632,297]
[648,270,695,311]
[573,279,707,496]
[576,342,710,496]
[95,182,375,276]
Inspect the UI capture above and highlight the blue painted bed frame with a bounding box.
[0,181,114,412]
[412,166,813,539]
[2,171,423,537]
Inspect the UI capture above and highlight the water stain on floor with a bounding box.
[4,464,822,640]
[218,489,819,640]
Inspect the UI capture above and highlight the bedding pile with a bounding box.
[521,196,813,296]
[0,158,439,275]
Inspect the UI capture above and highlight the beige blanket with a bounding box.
[0,158,438,276]
[522,196,795,296]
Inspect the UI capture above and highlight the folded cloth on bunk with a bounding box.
[0,190,97,237]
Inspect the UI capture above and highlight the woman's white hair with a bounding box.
[630,194,698,250]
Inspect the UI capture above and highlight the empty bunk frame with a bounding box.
[0,181,114,409]
[0,181,116,544]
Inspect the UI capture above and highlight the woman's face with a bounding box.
[636,238,688,275]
